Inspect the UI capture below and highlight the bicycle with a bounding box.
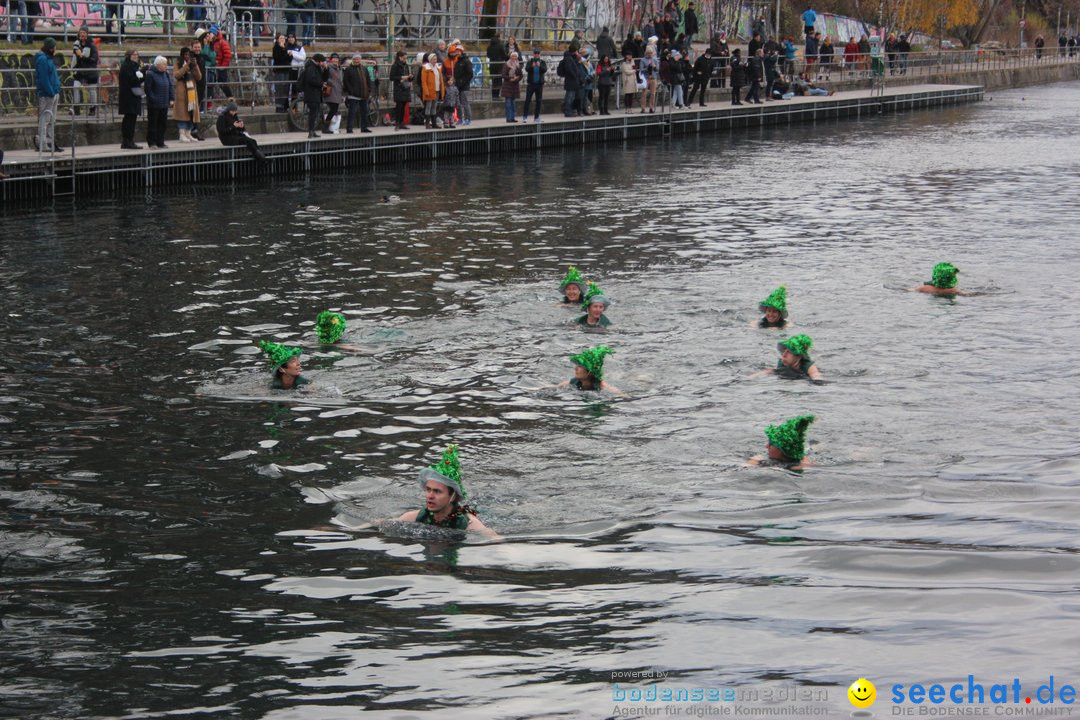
[287,93,386,132]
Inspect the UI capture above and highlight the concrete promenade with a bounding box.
[1,82,982,201]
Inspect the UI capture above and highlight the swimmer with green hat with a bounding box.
[575,281,612,327]
[748,415,815,469]
[750,334,823,382]
[258,339,311,390]
[912,262,966,296]
[397,444,498,536]
[559,265,589,305]
[559,345,623,393]
[314,310,347,343]
[758,285,789,328]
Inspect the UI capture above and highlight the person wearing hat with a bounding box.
[314,310,346,343]
[574,282,612,327]
[753,334,822,381]
[301,52,328,137]
[397,445,497,536]
[35,38,63,153]
[522,48,546,123]
[217,101,267,165]
[558,265,588,305]
[757,285,789,328]
[749,415,815,469]
[912,262,963,296]
[558,345,623,393]
[258,340,311,389]
[688,47,711,107]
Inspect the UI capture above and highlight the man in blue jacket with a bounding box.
[36,38,63,153]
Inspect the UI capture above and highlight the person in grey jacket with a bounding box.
[595,26,617,62]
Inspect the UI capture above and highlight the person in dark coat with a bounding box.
[118,47,144,149]
[217,101,267,164]
[72,27,99,116]
[452,44,474,125]
[687,48,710,106]
[522,48,546,122]
[143,55,174,148]
[342,53,372,133]
[487,32,508,99]
[729,48,745,105]
[684,2,699,45]
[559,46,585,117]
[301,53,327,137]
[763,46,779,100]
[595,26,617,61]
[389,50,412,130]
[745,49,764,104]
[271,32,291,111]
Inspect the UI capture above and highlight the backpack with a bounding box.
[556,57,567,77]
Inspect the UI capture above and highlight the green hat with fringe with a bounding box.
[559,265,588,296]
[569,345,613,381]
[258,339,301,373]
[764,415,815,461]
[315,310,347,344]
[929,262,959,289]
[580,281,610,311]
[418,444,467,500]
[778,334,813,358]
[759,285,788,317]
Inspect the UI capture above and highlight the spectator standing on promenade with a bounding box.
[596,54,615,114]
[522,48,547,122]
[189,36,208,125]
[1034,35,1045,59]
[596,26,617,62]
[580,47,596,114]
[217,102,267,164]
[390,50,412,130]
[782,36,796,76]
[501,51,522,122]
[684,2,699,46]
[302,53,327,137]
[118,48,143,149]
[763,45,779,100]
[729,47,745,105]
[506,35,522,62]
[487,32,507,99]
[639,44,659,112]
[558,44,583,116]
[712,33,730,88]
[72,27,99,116]
[451,41,474,125]
[745,48,764,104]
[748,32,763,57]
[1059,33,1068,56]
[287,34,306,98]
[677,50,692,107]
[421,52,444,129]
[804,31,819,76]
[801,5,817,37]
[897,33,911,74]
[212,26,234,100]
[435,39,448,63]
[857,34,871,75]
[197,28,217,106]
[172,48,202,142]
[441,62,459,128]
[817,35,834,80]
[144,55,174,149]
[323,53,343,133]
[105,0,125,42]
[35,38,62,153]
[885,32,898,74]
[623,31,644,59]
[272,33,291,112]
[843,37,858,77]
[343,53,372,133]
[687,47,710,106]
[619,51,637,112]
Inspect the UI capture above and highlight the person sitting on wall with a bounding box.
[217,102,268,165]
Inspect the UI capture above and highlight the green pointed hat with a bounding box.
[929,262,959,289]
[569,345,613,381]
[258,339,302,373]
[759,285,788,317]
[777,334,813,358]
[417,444,467,500]
[764,415,815,461]
[559,265,588,296]
[315,310,347,344]
[580,281,610,311]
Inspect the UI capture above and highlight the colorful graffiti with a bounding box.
[0,50,117,113]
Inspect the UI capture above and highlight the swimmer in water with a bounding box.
[911,262,966,296]
[557,345,623,393]
[752,334,823,382]
[747,414,815,470]
[397,444,498,537]
[757,285,790,328]
[258,339,311,389]
[559,265,589,305]
[575,282,612,327]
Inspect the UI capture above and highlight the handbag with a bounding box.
[131,87,145,97]
[322,82,331,97]
[636,72,646,90]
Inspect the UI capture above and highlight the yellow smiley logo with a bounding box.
[848,678,877,708]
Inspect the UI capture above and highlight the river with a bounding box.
[2,81,1080,719]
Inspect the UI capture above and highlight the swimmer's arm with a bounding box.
[467,514,501,539]
[599,380,625,396]
[397,510,420,522]
[806,364,823,381]
[745,454,764,467]
[748,368,775,379]
[791,458,812,470]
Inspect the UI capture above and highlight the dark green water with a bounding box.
[2,82,1080,719]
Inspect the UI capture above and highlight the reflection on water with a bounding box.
[3,83,1080,718]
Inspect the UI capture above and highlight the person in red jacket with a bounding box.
[843,38,859,77]
[210,24,234,99]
